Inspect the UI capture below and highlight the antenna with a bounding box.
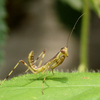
[66,13,85,48]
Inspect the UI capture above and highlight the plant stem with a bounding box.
[78,0,90,72]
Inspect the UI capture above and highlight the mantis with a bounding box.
[0,14,84,94]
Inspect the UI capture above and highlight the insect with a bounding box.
[0,14,84,94]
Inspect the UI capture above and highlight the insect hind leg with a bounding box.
[41,66,49,94]
[0,60,35,85]
[38,49,46,67]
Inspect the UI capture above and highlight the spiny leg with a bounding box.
[41,66,49,94]
[0,60,36,85]
[25,49,46,73]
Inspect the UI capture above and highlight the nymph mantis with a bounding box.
[0,14,84,94]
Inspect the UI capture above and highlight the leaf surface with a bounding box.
[0,72,100,100]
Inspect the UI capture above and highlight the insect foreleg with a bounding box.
[50,56,65,74]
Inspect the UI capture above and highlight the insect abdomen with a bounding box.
[28,51,34,67]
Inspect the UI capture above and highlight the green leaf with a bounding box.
[61,0,100,17]
[61,0,83,11]
[89,0,100,17]
[0,72,100,100]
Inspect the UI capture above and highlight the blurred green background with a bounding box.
[0,0,8,66]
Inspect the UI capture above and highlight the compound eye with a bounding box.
[61,48,65,54]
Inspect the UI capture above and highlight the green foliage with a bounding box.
[78,1,90,72]
[88,0,100,17]
[61,0,83,11]
[0,72,100,100]
[0,0,8,66]
[56,0,82,37]
[61,0,100,17]
[59,0,100,71]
